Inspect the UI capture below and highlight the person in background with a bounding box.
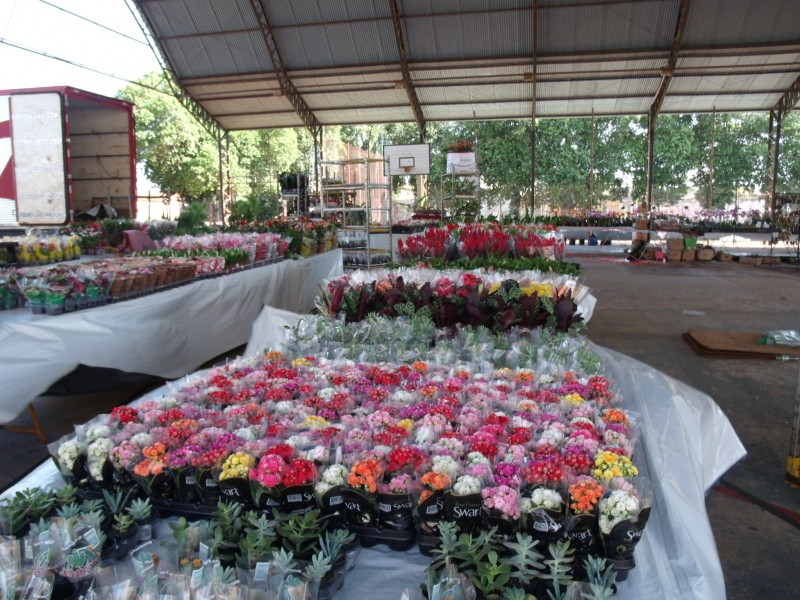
[588,231,598,246]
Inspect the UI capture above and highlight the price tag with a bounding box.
[328,495,343,506]
[254,561,270,582]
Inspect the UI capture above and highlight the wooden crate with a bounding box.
[738,255,762,265]
[666,238,684,251]
[715,252,733,262]
[667,249,683,261]
[682,249,696,261]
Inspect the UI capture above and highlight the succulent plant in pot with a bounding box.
[111,513,139,561]
[0,487,56,537]
[126,497,156,542]
[274,508,330,560]
[236,510,278,571]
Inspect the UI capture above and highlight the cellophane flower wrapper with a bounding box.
[564,476,605,557]
[521,484,567,547]
[0,537,23,599]
[598,477,653,568]
[217,452,257,508]
[427,563,476,600]
[48,434,89,488]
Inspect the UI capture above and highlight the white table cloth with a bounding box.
[0,251,343,422]
[1,298,746,600]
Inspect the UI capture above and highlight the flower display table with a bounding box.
[0,250,343,423]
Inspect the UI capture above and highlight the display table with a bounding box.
[1,324,744,600]
[0,251,343,423]
[241,308,744,600]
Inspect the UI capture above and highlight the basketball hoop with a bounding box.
[402,166,413,174]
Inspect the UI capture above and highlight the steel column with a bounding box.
[530,0,538,216]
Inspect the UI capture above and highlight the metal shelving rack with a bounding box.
[278,172,309,215]
[318,157,392,269]
[441,149,480,221]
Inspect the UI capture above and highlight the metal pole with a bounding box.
[646,106,655,212]
[530,0,537,217]
[217,127,224,227]
[589,109,595,211]
[709,107,716,208]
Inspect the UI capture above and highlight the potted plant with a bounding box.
[109,513,138,560]
[274,508,330,560]
[126,497,156,542]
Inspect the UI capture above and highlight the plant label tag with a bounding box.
[185,476,195,485]
[190,566,203,588]
[205,479,217,488]
[287,493,302,503]
[426,505,438,515]
[254,561,270,582]
[199,542,210,560]
[84,527,100,548]
[379,502,392,512]
[328,495,343,506]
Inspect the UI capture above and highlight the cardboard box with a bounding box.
[715,252,733,262]
[667,249,683,261]
[666,238,684,251]
[682,249,696,261]
[738,255,761,265]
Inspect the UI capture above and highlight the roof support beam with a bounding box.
[646,0,692,210]
[248,0,321,137]
[127,0,224,138]
[388,0,426,142]
[765,73,800,217]
[530,0,538,217]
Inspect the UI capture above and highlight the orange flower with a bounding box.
[568,479,604,513]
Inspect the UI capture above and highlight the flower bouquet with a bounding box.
[481,484,521,537]
[377,473,417,532]
[167,444,202,504]
[413,470,451,544]
[48,434,89,488]
[217,451,256,508]
[565,476,604,558]
[342,458,384,527]
[598,477,653,579]
[249,453,288,510]
[189,442,228,506]
[521,485,566,548]
[443,474,484,533]
[280,458,319,514]
[132,442,174,501]
[315,464,349,526]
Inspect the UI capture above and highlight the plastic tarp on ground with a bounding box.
[2,305,746,600]
[0,251,343,423]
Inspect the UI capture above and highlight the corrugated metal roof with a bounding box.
[682,0,799,48]
[538,0,678,54]
[662,93,780,113]
[131,0,800,129]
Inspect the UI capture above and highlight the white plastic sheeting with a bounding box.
[0,251,343,423]
[242,309,744,600]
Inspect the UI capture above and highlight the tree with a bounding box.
[776,111,800,193]
[118,74,221,203]
[692,113,766,207]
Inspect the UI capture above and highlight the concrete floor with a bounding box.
[1,256,798,598]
